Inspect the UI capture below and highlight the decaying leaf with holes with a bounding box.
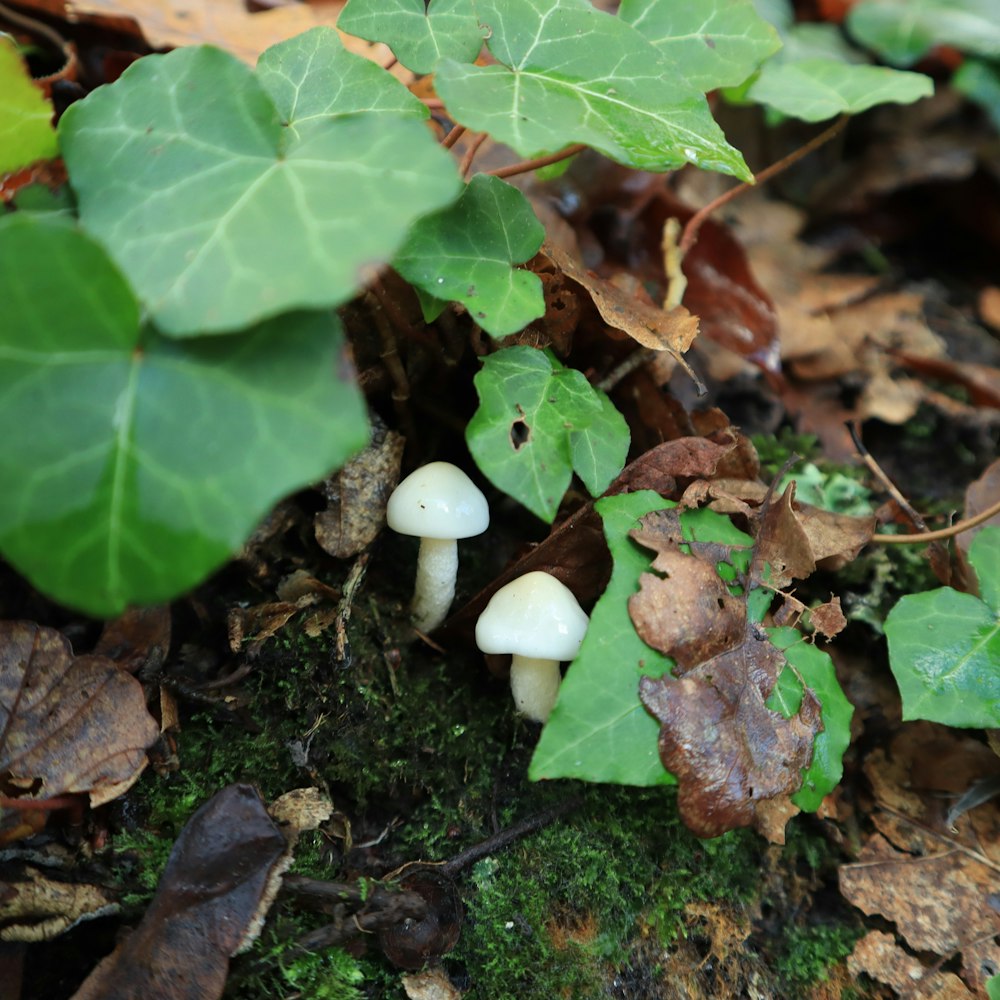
[630,509,822,842]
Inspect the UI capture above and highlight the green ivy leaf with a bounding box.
[394,175,545,337]
[847,0,1000,67]
[435,0,751,180]
[60,35,459,336]
[0,214,368,616]
[338,0,484,74]
[530,493,759,785]
[466,347,629,522]
[569,392,630,499]
[618,0,782,91]
[766,628,854,811]
[0,33,58,174]
[885,527,1000,728]
[257,26,428,129]
[529,492,678,786]
[747,57,933,121]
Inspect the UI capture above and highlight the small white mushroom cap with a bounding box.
[476,571,589,661]
[386,462,489,540]
[386,462,489,633]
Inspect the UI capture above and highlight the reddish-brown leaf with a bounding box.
[629,522,822,842]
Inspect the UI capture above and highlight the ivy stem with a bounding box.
[459,131,489,178]
[485,143,588,179]
[849,421,1000,544]
[420,97,446,110]
[678,114,849,257]
[441,124,466,149]
[871,501,1000,544]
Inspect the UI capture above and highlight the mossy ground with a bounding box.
[98,588,865,1000]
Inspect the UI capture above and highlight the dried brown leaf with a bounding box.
[0,621,158,811]
[72,784,289,1000]
[810,596,846,640]
[639,621,819,843]
[55,0,354,65]
[629,523,820,843]
[0,870,118,943]
[541,241,699,360]
[94,606,171,677]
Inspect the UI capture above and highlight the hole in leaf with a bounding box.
[510,419,531,451]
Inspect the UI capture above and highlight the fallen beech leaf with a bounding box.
[638,620,820,842]
[839,724,1000,996]
[848,930,974,999]
[541,241,699,364]
[630,516,821,842]
[683,478,875,571]
[54,0,353,66]
[628,529,745,670]
[72,784,288,1000]
[980,286,1000,332]
[0,621,158,811]
[753,483,816,589]
[0,870,118,943]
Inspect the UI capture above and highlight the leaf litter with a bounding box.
[5,1,1000,997]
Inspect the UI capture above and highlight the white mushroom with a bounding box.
[475,571,589,723]
[386,462,489,633]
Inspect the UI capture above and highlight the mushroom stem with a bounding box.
[411,536,458,633]
[509,654,561,723]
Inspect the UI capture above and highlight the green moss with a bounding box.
[228,917,365,1000]
[775,923,860,991]
[455,787,761,999]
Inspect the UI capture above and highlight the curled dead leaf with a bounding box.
[541,241,699,367]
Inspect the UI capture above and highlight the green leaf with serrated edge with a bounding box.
[747,58,932,122]
[767,628,853,812]
[257,26,428,132]
[394,175,545,338]
[466,347,628,522]
[60,40,459,337]
[0,34,58,174]
[619,0,781,91]
[569,392,630,499]
[529,492,678,786]
[338,0,484,74]
[886,528,1000,728]
[530,493,757,785]
[955,59,1000,130]
[435,0,751,180]
[847,0,1000,67]
[0,214,368,617]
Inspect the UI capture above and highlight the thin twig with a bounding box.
[485,143,588,179]
[678,115,849,257]
[459,132,489,178]
[848,421,929,532]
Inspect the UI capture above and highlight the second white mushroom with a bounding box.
[475,571,589,723]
